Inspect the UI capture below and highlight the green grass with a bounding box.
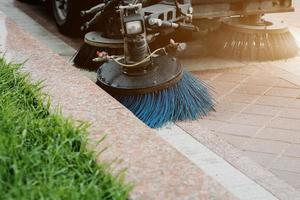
[0,57,131,200]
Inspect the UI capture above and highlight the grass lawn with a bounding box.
[0,57,131,199]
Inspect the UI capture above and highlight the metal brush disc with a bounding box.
[221,17,290,34]
[96,55,183,95]
[84,31,123,48]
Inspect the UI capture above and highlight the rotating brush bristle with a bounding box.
[114,71,215,128]
[210,17,299,61]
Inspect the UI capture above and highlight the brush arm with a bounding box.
[80,3,106,17]
[148,18,199,32]
[81,0,122,31]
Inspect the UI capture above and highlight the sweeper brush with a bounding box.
[210,16,299,61]
[95,3,214,128]
[73,1,124,70]
[73,35,123,70]
[97,56,214,128]
[74,0,299,67]
[73,0,194,70]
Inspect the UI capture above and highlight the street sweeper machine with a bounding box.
[73,0,298,128]
[75,0,298,65]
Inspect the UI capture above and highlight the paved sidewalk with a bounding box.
[177,2,300,190]
[184,62,300,191]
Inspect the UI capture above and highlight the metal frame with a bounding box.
[192,0,294,19]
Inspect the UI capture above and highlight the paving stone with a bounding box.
[255,96,296,107]
[243,76,281,87]
[265,87,300,98]
[275,79,299,88]
[230,113,273,126]
[218,123,260,137]
[271,156,300,173]
[192,71,221,81]
[270,169,300,190]
[197,119,230,132]
[287,99,300,109]
[254,175,300,200]
[269,117,300,131]
[242,104,282,116]
[213,73,249,83]
[206,111,239,122]
[210,81,238,97]
[242,151,277,167]
[256,128,299,143]
[249,70,274,78]
[280,108,300,120]
[284,144,300,158]
[242,138,289,155]
[215,133,251,149]
[233,85,271,95]
[182,57,246,72]
[215,102,249,112]
[223,93,260,104]
[225,66,259,75]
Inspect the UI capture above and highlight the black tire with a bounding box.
[17,0,41,4]
[52,0,82,36]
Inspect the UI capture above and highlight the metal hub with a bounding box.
[54,0,68,21]
[221,17,290,34]
[96,55,183,95]
[84,31,124,48]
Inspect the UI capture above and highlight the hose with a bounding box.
[111,47,165,68]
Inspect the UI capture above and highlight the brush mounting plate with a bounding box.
[96,55,183,95]
[84,31,124,48]
[222,17,289,34]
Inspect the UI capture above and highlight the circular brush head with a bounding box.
[73,32,123,70]
[96,55,215,128]
[210,17,299,61]
[96,55,183,95]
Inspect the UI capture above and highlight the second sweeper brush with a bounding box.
[210,16,299,61]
